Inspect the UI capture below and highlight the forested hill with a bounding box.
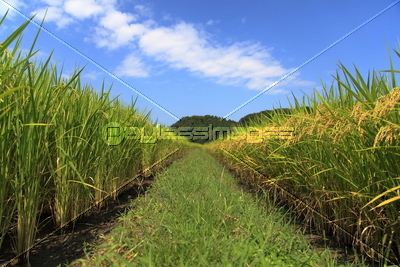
[168,108,310,144]
[169,108,303,128]
[170,115,237,128]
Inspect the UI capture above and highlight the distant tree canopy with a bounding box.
[171,115,237,128]
[170,115,237,144]
[169,107,313,144]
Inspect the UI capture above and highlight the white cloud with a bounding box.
[83,71,102,80]
[64,0,104,19]
[91,10,148,49]
[134,4,152,18]
[26,0,313,91]
[99,9,137,28]
[31,0,114,28]
[162,13,172,21]
[31,6,74,28]
[206,19,219,26]
[40,0,63,5]
[138,22,304,90]
[115,53,149,77]
[0,0,26,19]
[244,73,314,94]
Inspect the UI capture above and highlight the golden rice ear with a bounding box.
[351,101,373,125]
[373,125,400,147]
[373,87,400,118]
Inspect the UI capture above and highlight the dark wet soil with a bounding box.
[0,148,188,267]
[0,179,154,267]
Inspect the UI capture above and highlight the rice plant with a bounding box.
[0,12,189,265]
[208,44,400,265]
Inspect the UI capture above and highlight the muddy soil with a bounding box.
[0,179,154,267]
[0,149,188,267]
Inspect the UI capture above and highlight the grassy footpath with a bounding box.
[73,148,366,267]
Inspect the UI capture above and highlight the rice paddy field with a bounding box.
[206,48,400,265]
[1,11,400,267]
[0,14,190,265]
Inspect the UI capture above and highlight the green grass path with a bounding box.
[75,148,363,267]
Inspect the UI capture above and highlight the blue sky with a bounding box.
[0,0,399,126]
